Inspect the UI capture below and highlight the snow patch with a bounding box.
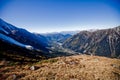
[25,45,33,50]
[11,30,17,34]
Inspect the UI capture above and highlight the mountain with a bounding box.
[41,33,72,43]
[0,19,48,51]
[0,18,74,60]
[0,39,44,62]
[59,31,80,35]
[0,18,50,61]
[63,26,120,58]
[38,30,80,44]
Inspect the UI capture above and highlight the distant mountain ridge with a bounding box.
[63,26,120,58]
[41,33,72,43]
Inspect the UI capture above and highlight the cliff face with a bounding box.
[63,26,120,58]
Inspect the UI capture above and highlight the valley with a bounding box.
[0,18,120,80]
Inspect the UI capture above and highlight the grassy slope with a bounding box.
[0,55,120,80]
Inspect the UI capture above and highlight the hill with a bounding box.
[0,55,120,80]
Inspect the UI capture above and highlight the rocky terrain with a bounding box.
[0,55,120,80]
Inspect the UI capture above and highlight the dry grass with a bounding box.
[0,54,120,80]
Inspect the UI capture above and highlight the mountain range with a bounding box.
[0,19,74,61]
[63,26,120,58]
[0,18,120,60]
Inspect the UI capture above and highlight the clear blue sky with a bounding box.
[0,0,120,33]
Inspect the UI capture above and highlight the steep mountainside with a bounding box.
[0,19,48,52]
[63,26,120,58]
[0,19,51,60]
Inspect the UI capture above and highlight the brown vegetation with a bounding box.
[0,55,120,80]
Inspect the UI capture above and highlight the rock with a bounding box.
[93,58,99,62]
[13,74,16,80]
[111,64,120,69]
[30,66,35,70]
[69,61,76,65]
[25,45,33,50]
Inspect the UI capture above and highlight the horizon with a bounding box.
[0,0,120,33]
[1,18,119,34]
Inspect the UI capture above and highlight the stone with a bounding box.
[30,66,35,70]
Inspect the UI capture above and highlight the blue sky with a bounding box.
[0,0,120,33]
